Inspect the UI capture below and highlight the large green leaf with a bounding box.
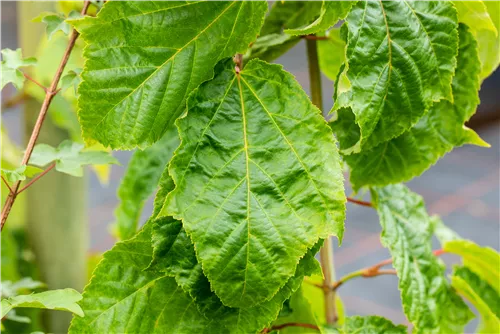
[285,1,356,36]
[151,213,322,334]
[372,185,473,333]
[112,127,179,240]
[68,222,218,333]
[163,58,345,308]
[444,240,500,294]
[246,1,322,62]
[452,266,500,333]
[72,1,267,149]
[454,0,499,79]
[331,1,459,153]
[342,24,487,190]
[1,289,83,318]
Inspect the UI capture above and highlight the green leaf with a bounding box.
[30,140,119,177]
[112,127,179,240]
[341,316,407,334]
[246,1,322,62]
[1,165,44,183]
[341,24,487,190]
[1,48,37,90]
[454,0,499,79]
[164,59,345,308]
[1,289,83,318]
[32,12,71,40]
[285,1,356,36]
[444,240,500,294]
[372,185,473,333]
[1,278,46,298]
[331,1,459,153]
[60,68,82,93]
[68,222,218,334]
[430,216,460,246]
[451,267,500,333]
[72,1,267,149]
[151,212,323,333]
[318,29,346,81]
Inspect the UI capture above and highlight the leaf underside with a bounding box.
[164,58,345,308]
[73,1,267,149]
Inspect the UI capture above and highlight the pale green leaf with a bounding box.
[246,1,322,62]
[72,1,267,149]
[1,278,46,298]
[1,165,43,183]
[318,29,346,81]
[454,0,499,79]
[30,140,119,177]
[341,24,487,190]
[430,215,461,246]
[1,289,83,318]
[68,222,218,333]
[1,48,37,90]
[285,1,356,36]
[112,127,179,240]
[60,68,82,93]
[341,316,407,334]
[33,12,71,40]
[452,267,500,334]
[444,240,500,294]
[164,59,345,308]
[372,185,473,333]
[3,309,31,324]
[331,1,459,153]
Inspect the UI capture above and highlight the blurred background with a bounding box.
[1,2,499,333]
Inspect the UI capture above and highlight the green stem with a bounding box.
[306,37,337,325]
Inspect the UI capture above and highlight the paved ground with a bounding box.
[2,4,499,330]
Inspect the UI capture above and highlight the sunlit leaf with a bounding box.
[1,48,37,90]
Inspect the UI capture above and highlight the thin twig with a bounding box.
[1,176,14,195]
[347,197,373,207]
[302,35,329,41]
[0,0,91,230]
[261,322,320,333]
[23,73,48,93]
[16,163,56,195]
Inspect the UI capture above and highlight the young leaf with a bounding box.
[372,184,473,333]
[341,24,487,190]
[246,1,322,62]
[164,59,345,308]
[341,315,407,334]
[318,29,346,81]
[452,266,500,334]
[32,12,71,40]
[285,1,356,36]
[454,0,499,79]
[68,222,218,334]
[30,140,118,177]
[60,68,82,93]
[112,127,179,240]
[1,165,43,183]
[71,1,267,149]
[1,48,37,90]
[1,288,83,318]
[1,278,46,298]
[331,1,459,153]
[444,240,500,294]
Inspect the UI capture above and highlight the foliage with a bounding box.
[2,0,500,333]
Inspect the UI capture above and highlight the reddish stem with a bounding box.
[302,35,329,41]
[16,163,56,195]
[347,197,373,207]
[23,72,48,92]
[1,176,14,195]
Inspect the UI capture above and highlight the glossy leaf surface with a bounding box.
[332,0,459,153]
[164,59,345,308]
[72,1,267,149]
[372,185,473,333]
[343,24,486,190]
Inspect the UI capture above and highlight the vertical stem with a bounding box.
[306,37,337,325]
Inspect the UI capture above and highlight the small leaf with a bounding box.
[444,240,500,294]
[164,59,345,308]
[1,288,83,318]
[32,12,71,40]
[72,1,268,149]
[452,266,500,333]
[331,1,459,153]
[372,185,473,332]
[30,140,119,177]
[1,278,46,298]
[1,48,37,90]
[113,127,179,240]
[60,68,81,93]
[341,24,486,190]
[1,165,43,183]
[285,1,356,36]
